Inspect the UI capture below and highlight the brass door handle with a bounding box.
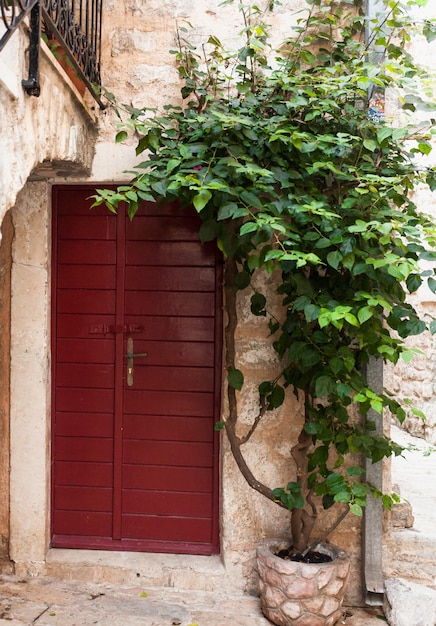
[125,337,148,386]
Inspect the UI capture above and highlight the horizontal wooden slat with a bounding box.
[55,189,111,216]
[125,316,214,342]
[56,363,114,389]
[122,514,212,543]
[55,486,112,511]
[54,461,113,487]
[55,413,114,438]
[53,510,112,536]
[57,215,117,240]
[56,388,114,413]
[125,291,214,317]
[57,265,116,290]
[56,339,114,363]
[126,216,200,242]
[123,441,213,467]
[127,241,214,266]
[123,465,212,493]
[57,289,116,314]
[55,437,113,462]
[123,415,213,442]
[126,366,213,393]
[57,240,116,265]
[57,314,115,339]
[123,390,213,417]
[125,200,196,219]
[124,341,214,367]
[125,266,215,292]
[122,490,212,517]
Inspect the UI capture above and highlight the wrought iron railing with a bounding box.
[0,0,104,107]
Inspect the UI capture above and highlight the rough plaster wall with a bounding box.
[0,23,97,236]
[0,213,13,572]
[9,182,52,567]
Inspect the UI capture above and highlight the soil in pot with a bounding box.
[276,546,333,564]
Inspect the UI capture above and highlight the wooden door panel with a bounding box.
[127,241,214,266]
[125,266,215,292]
[57,215,117,240]
[57,314,115,339]
[56,436,113,462]
[54,511,112,536]
[123,465,212,493]
[55,486,112,511]
[55,461,113,487]
[123,390,214,417]
[56,363,114,389]
[122,490,212,517]
[52,186,221,554]
[56,388,114,413]
[122,515,212,543]
[123,415,213,442]
[123,441,214,467]
[125,291,214,317]
[56,339,115,363]
[130,366,214,392]
[55,413,114,437]
[127,216,200,241]
[131,341,214,367]
[58,265,116,289]
[125,316,214,342]
[57,289,116,314]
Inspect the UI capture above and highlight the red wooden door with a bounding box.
[51,186,221,555]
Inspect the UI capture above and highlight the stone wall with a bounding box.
[0,21,98,236]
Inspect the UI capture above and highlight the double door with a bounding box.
[51,186,221,554]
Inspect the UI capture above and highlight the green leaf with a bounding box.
[251,292,267,316]
[228,368,244,391]
[193,189,212,212]
[326,250,342,269]
[363,138,377,152]
[115,130,128,143]
[217,203,249,221]
[315,375,334,398]
[357,306,373,324]
[350,503,363,516]
[304,421,320,435]
[411,407,426,420]
[199,219,219,242]
[269,385,285,409]
[346,466,366,477]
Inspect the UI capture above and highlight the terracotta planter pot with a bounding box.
[47,40,86,96]
[257,538,350,626]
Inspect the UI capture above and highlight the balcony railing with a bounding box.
[0,0,104,107]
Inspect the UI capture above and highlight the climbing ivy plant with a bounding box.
[93,0,436,554]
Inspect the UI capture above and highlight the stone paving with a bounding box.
[0,575,385,626]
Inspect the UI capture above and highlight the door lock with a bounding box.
[125,337,148,387]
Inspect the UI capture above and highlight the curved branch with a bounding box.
[302,505,350,557]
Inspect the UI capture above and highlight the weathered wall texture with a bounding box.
[0,213,13,572]
[0,21,97,236]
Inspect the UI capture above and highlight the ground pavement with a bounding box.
[0,575,384,625]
